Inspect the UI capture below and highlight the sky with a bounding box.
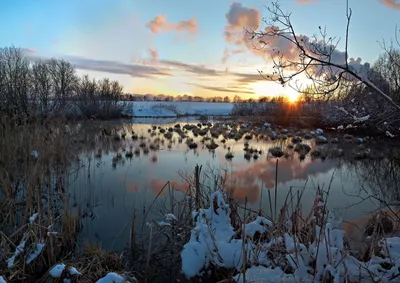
[1,0,399,99]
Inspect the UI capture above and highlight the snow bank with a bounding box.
[96,272,132,283]
[181,191,400,283]
[49,264,66,278]
[131,102,233,117]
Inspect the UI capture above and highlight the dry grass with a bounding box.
[0,116,83,282]
[123,162,400,283]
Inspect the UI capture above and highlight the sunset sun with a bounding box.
[286,88,300,103]
[252,81,300,102]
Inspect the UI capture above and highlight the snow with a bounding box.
[31,150,39,158]
[234,266,312,283]
[316,128,324,134]
[165,213,177,221]
[0,276,6,283]
[386,131,395,138]
[131,102,233,117]
[96,272,131,283]
[244,216,273,237]
[49,264,66,278]
[29,213,38,224]
[69,267,81,276]
[26,241,45,264]
[7,240,26,268]
[354,114,370,123]
[181,191,400,283]
[158,221,171,226]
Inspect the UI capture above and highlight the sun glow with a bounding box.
[285,87,300,103]
[252,81,300,103]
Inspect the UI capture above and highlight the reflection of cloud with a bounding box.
[150,179,190,194]
[225,158,336,204]
[118,175,140,192]
[127,184,139,192]
[344,210,400,245]
[226,181,261,203]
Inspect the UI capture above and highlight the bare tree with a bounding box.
[75,76,126,119]
[374,46,400,102]
[31,59,52,116]
[47,58,77,114]
[75,75,98,118]
[248,1,400,114]
[0,47,32,117]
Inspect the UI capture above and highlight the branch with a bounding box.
[344,0,352,68]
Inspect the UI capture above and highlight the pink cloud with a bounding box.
[380,0,400,9]
[148,48,158,61]
[146,15,198,34]
[221,47,246,64]
[223,2,370,78]
[296,0,319,4]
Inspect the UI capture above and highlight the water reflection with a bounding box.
[344,158,400,204]
[67,120,400,251]
[225,158,338,204]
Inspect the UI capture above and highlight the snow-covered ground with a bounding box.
[180,191,400,283]
[130,101,233,117]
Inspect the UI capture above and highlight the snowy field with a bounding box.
[129,101,234,117]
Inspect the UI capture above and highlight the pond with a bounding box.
[66,118,400,252]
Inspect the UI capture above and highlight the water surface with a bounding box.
[67,119,400,251]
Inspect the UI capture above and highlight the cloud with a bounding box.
[67,56,171,78]
[224,2,261,45]
[221,47,246,64]
[160,60,220,76]
[21,48,38,56]
[224,3,370,80]
[296,0,318,4]
[146,15,198,34]
[233,72,278,83]
[188,83,254,94]
[380,0,400,9]
[148,48,158,61]
[24,50,171,78]
[225,3,260,31]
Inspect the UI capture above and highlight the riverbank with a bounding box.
[1,116,399,282]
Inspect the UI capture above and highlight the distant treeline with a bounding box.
[119,94,289,103]
[0,46,129,120]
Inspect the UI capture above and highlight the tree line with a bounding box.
[0,46,127,120]
[121,93,233,103]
